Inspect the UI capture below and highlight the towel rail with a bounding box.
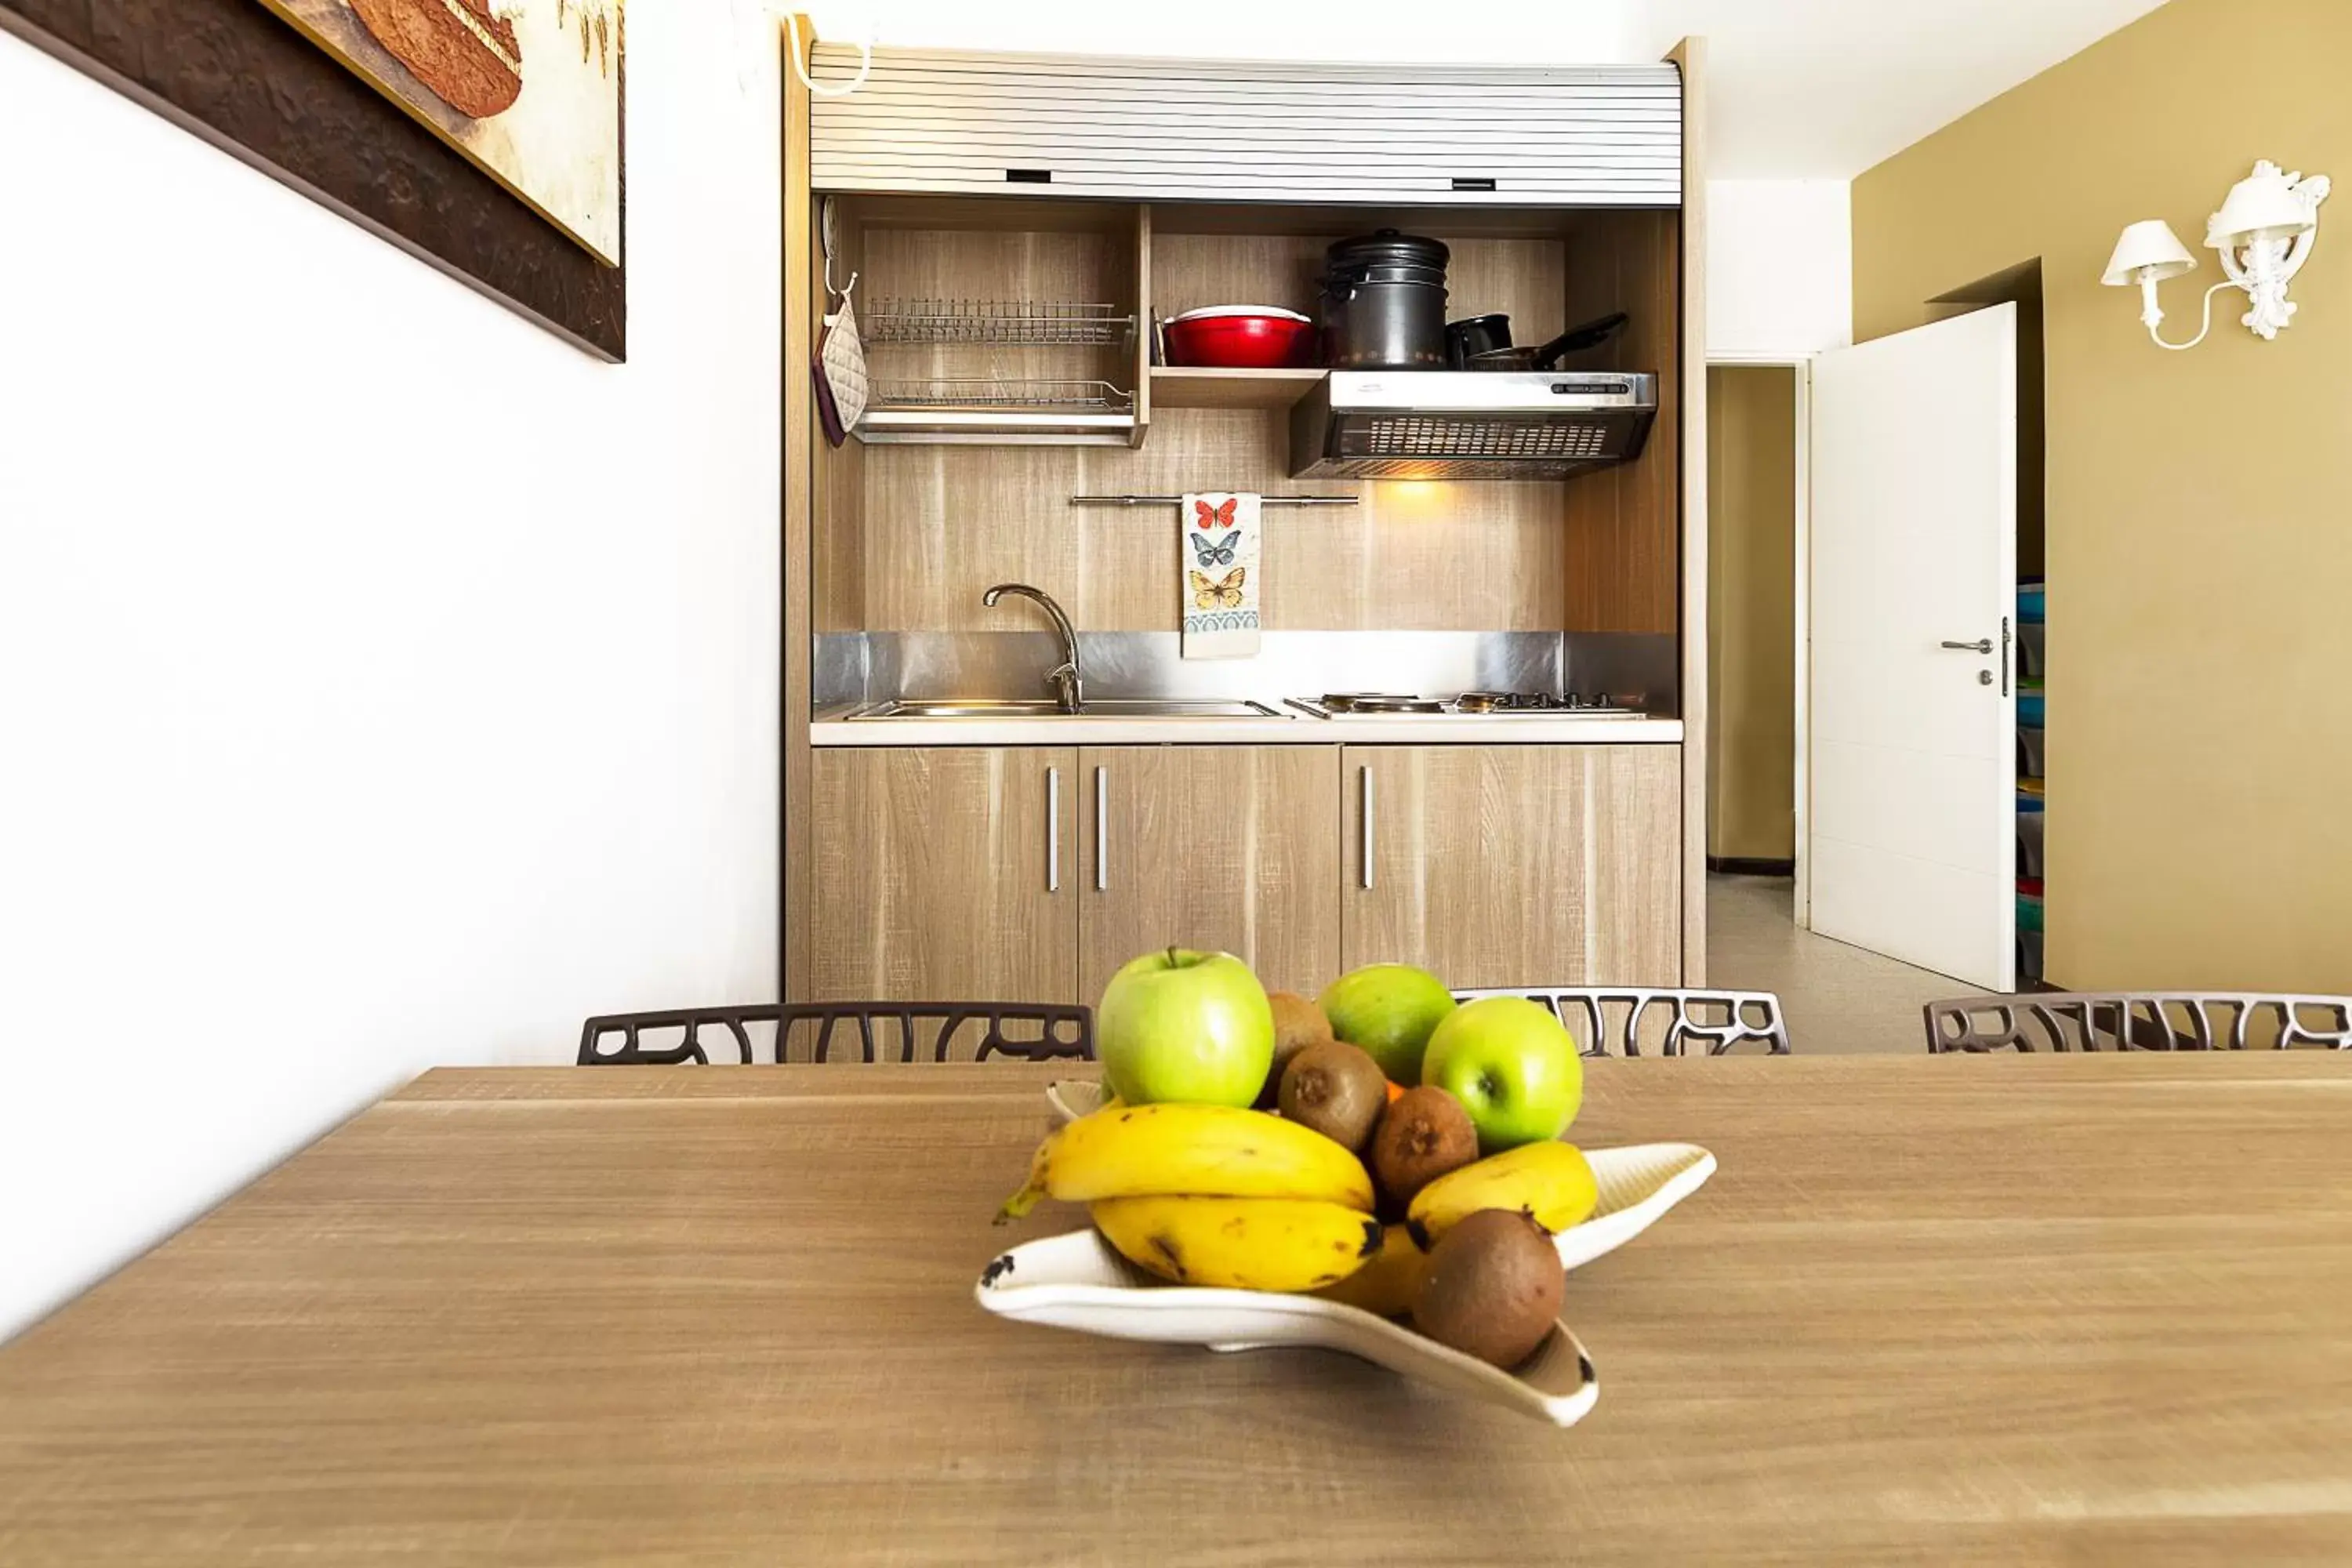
[1068,494,1359,507]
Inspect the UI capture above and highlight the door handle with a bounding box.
[1359,765,1375,891]
[1940,638,1994,654]
[1047,767,1061,892]
[1094,766,1107,891]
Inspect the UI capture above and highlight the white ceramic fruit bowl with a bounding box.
[1042,1080,1717,1274]
[974,1226,1600,1427]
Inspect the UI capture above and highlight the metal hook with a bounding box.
[820,196,857,306]
[784,11,872,100]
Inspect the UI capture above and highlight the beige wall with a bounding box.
[1704,367,1797,863]
[1853,0,2352,991]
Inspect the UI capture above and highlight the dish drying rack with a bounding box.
[870,377,1131,410]
[858,377,1138,445]
[851,293,1142,444]
[863,299,1135,347]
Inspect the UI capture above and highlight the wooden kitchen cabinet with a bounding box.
[1076,746,1343,1001]
[807,45,1683,209]
[1343,745,1682,989]
[782,42,1713,992]
[808,748,1080,1004]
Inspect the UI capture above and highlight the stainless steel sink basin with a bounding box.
[848,698,1286,720]
[853,699,1068,719]
[1080,699,1286,718]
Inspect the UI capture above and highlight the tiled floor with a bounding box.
[1705,874,1960,1055]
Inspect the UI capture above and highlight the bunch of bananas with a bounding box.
[1000,1103,1383,1293]
[998,1104,1599,1304]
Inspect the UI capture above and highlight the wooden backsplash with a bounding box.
[809,217,1669,637]
[823,410,1569,633]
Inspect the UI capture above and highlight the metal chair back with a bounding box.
[579,1001,1094,1065]
[1453,986,1791,1057]
[1923,992,2352,1053]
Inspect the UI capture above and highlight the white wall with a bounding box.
[0,9,782,1341]
[1705,178,1854,357]
[814,1,1640,64]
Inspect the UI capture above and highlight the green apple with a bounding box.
[1419,996,1582,1152]
[1318,964,1456,1083]
[1098,947,1274,1107]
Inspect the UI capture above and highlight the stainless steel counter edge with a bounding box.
[810,709,1685,747]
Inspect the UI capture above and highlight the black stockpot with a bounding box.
[1319,230,1450,369]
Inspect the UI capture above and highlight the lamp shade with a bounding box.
[2208,163,2318,246]
[2102,220,2198,286]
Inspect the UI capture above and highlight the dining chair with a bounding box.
[1451,986,1792,1057]
[1922,992,2352,1053]
[577,1001,1094,1065]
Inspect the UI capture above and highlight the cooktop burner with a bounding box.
[1456,690,1642,714]
[1288,691,1646,720]
[1318,692,1447,714]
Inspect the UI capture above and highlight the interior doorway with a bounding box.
[1928,263,2048,988]
[1703,356,1965,1052]
[1704,363,1803,890]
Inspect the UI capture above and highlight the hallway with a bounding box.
[1707,874,1962,1054]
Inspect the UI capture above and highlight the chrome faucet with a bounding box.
[981,583,1083,713]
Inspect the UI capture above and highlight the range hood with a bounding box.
[1290,371,1658,481]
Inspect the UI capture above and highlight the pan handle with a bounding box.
[1529,311,1630,369]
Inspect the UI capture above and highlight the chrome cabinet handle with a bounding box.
[2002,616,2013,698]
[1047,767,1061,892]
[1094,766,1108,891]
[1940,638,1994,654]
[1359,765,1375,891]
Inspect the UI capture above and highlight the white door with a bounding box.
[1809,304,2017,989]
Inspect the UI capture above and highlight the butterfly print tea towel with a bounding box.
[1181,492,1261,659]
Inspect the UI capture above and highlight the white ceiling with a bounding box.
[799,0,2171,179]
[1635,0,2171,178]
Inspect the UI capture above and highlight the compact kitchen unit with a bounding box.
[782,40,1709,1007]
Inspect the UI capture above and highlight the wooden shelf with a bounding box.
[1148,367,1325,411]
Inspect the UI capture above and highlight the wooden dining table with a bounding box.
[2,1054,2350,1565]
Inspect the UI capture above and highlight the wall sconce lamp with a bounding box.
[2103,161,2332,350]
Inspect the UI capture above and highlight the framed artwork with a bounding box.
[258,0,623,267]
[0,0,626,358]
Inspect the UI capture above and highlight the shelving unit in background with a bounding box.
[2016,578,2045,983]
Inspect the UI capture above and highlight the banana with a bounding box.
[1312,1221,1426,1318]
[996,1103,1374,1222]
[1092,1196,1385,1292]
[1406,1141,1598,1246]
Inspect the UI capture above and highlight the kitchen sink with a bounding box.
[852,699,1067,719]
[848,698,1287,720]
[1080,699,1286,718]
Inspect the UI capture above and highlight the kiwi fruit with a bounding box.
[1370,1086,1479,1206]
[1412,1207,1563,1370]
[1278,1040,1388,1151]
[1257,991,1338,1108]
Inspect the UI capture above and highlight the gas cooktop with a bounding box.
[1283,691,1647,720]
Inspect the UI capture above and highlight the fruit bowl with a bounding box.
[1044,1080,1715,1275]
[975,1227,1601,1426]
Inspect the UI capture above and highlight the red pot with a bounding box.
[1163,306,1317,368]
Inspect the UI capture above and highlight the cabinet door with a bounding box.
[808,45,1683,208]
[1078,746,1342,1002]
[1343,746,1681,990]
[808,747,1079,1004]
